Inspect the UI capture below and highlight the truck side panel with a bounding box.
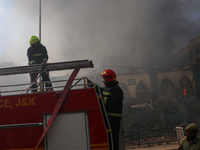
[0,88,109,150]
[0,94,44,149]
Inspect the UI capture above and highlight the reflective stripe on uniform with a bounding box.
[33,53,42,57]
[107,113,122,117]
[93,84,97,88]
[103,97,107,105]
[29,60,35,64]
[103,91,111,96]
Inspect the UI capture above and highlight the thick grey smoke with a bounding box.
[0,0,200,78]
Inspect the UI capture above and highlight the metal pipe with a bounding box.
[0,123,43,129]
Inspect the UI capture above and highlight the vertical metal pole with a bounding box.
[39,0,41,41]
[83,77,87,88]
[39,0,44,90]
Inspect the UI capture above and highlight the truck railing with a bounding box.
[0,77,89,96]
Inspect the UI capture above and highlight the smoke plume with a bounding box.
[0,0,200,78]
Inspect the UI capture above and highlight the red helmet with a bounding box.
[101,69,116,82]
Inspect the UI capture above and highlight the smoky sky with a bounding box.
[0,0,200,77]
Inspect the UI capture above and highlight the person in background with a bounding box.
[177,123,200,150]
[27,35,53,92]
[88,69,124,150]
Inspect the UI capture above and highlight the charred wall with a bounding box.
[118,69,195,102]
[118,73,152,101]
[156,69,195,97]
[118,69,198,131]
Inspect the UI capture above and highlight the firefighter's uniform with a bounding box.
[89,69,124,150]
[101,81,123,150]
[27,35,53,92]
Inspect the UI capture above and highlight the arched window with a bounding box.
[136,80,150,103]
[160,78,174,97]
[179,76,194,98]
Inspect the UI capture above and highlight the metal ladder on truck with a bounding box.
[0,59,93,76]
[0,59,93,95]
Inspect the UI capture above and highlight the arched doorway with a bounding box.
[136,80,150,104]
[160,78,174,98]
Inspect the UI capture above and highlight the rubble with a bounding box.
[123,94,200,132]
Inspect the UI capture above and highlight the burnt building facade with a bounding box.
[118,69,198,131]
[117,33,200,131]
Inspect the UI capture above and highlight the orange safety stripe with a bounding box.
[91,142,109,150]
[91,147,108,150]
[3,148,44,150]
[3,144,108,150]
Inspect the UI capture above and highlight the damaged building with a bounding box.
[117,33,200,132]
[118,67,198,131]
[85,33,200,133]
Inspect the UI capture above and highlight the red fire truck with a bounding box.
[0,60,124,150]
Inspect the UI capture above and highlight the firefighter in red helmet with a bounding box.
[88,69,124,150]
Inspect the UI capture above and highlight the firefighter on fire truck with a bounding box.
[27,35,53,92]
[88,69,124,150]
